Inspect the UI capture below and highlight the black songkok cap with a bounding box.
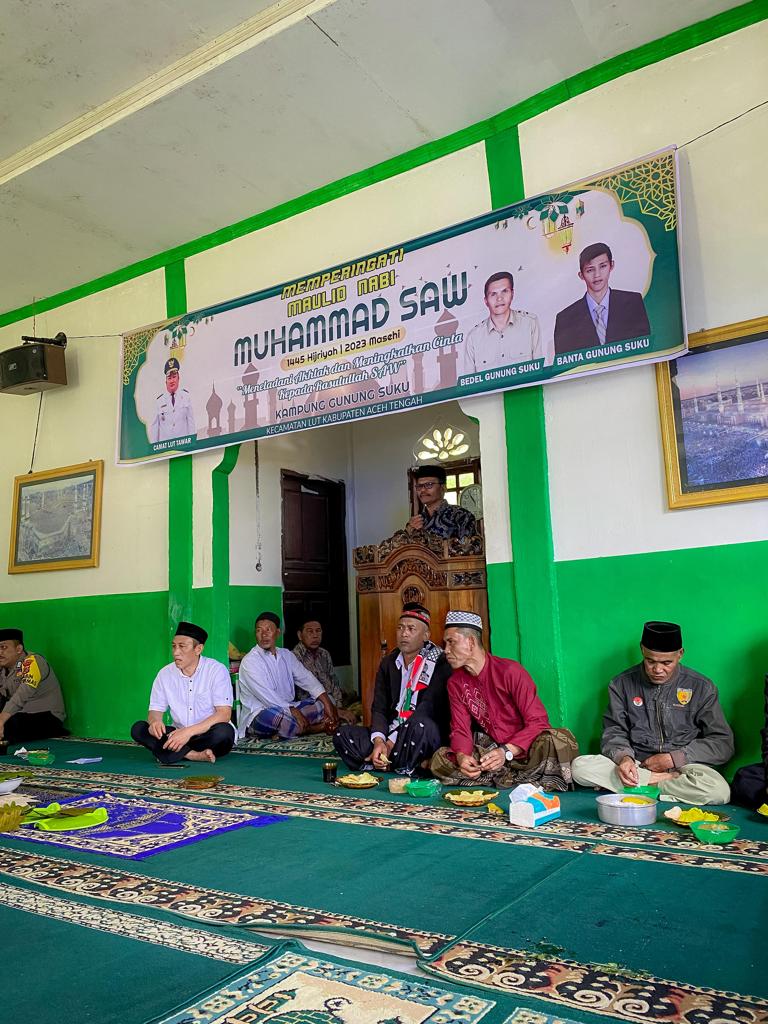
[641,621,682,652]
[414,464,447,484]
[401,602,430,626]
[0,628,23,644]
[255,611,281,629]
[174,621,208,645]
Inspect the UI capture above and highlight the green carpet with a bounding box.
[1,740,767,1024]
[0,879,271,1024]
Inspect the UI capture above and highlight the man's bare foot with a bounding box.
[185,749,216,763]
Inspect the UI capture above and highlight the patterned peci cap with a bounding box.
[445,610,483,632]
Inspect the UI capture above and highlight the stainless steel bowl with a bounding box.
[596,793,658,825]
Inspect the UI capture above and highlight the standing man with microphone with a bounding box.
[405,465,476,541]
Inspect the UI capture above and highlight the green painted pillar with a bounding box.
[209,444,241,664]
[484,126,566,723]
[165,260,194,631]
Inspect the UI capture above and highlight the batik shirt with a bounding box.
[421,500,477,540]
[292,643,344,707]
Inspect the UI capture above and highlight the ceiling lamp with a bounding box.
[416,426,470,461]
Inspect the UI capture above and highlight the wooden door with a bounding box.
[281,471,350,665]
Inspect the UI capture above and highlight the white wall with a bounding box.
[184,144,492,312]
[184,142,492,595]
[351,403,480,547]
[0,272,168,598]
[459,393,512,566]
[518,22,768,561]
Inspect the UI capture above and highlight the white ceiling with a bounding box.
[0,0,746,314]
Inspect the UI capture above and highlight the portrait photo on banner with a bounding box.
[656,315,768,509]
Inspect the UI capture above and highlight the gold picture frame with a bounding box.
[8,460,104,573]
[656,316,768,509]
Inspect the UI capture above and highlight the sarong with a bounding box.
[430,727,578,790]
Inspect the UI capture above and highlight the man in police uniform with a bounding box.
[149,357,196,443]
[0,628,67,743]
[462,271,541,374]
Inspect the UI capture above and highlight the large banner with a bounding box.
[118,148,684,464]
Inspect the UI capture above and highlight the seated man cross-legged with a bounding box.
[571,621,733,805]
[0,628,68,744]
[292,618,356,724]
[431,611,578,790]
[131,621,235,764]
[333,603,451,775]
[237,611,338,741]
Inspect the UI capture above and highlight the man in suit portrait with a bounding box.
[554,242,650,356]
[333,602,452,776]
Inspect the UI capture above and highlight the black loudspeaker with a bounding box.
[0,344,67,395]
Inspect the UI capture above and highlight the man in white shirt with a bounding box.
[131,621,234,764]
[237,611,338,741]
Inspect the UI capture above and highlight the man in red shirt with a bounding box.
[431,611,578,790]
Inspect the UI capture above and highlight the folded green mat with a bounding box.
[21,803,108,832]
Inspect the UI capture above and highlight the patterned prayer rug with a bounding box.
[17,768,768,876]
[233,734,336,757]
[59,734,336,757]
[153,948,499,1024]
[421,944,768,1024]
[0,880,266,963]
[2,850,766,1024]
[9,793,285,860]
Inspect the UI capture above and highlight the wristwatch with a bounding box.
[503,745,515,762]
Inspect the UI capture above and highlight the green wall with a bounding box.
[557,540,768,770]
[0,591,168,738]
[193,584,284,657]
[0,585,283,740]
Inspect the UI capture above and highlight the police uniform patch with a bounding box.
[676,688,692,706]
[19,655,42,689]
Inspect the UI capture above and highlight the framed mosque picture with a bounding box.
[656,316,768,509]
[8,460,104,573]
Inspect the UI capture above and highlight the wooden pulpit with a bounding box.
[353,530,488,722]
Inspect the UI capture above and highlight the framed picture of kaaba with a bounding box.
[656,316,768,509]
[8,460,103,573]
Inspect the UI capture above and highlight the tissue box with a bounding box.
[508,784,560,827]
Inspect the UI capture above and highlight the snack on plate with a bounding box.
[339,772,377,786]
[445,789,498,805]
[664,805,719,825]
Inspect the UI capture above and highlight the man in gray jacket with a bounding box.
[0,629,67,743]
[572,621,733,805]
